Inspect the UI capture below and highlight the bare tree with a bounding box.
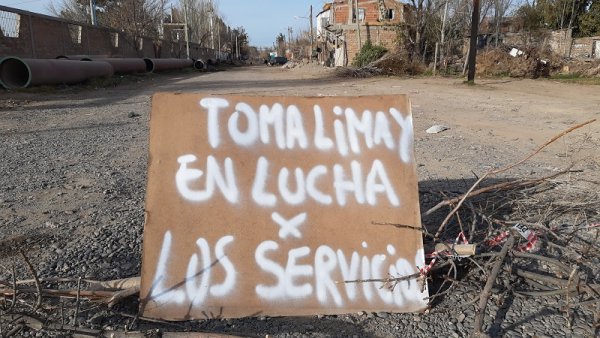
[106,0,165,40]
[177,0,217,47]
[493,0,513,46]
[51,0,166,42]
[48,0,93,23]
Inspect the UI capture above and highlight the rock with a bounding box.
[426,125,450,134]
[127,111,140,118]
[377,312,390,319]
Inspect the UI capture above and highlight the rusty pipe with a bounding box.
[193,59,205,70]
[81,58,147,74]
[0,57,114,89]
[143,58,193,72]
[56,55,112,60]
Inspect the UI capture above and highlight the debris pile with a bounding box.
[562,59,600,77]
[336,50,426,78]
[477,46,564,78]
[414,119,599,336]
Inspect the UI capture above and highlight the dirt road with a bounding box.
[0,65,598,337]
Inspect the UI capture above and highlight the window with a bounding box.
[386,9,395,20]
[0,10,21,38]
[111,32,119,48]
[68,24,82,44]
[358,8,365,22]
[352,8,365,23]
[320,17,328,28]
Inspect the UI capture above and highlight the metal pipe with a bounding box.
[193,59,205,70]
[56,54,111,60]
[0,57,114,89]
[143,58,193,72]
[81,58,147,74]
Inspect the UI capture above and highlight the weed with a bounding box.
[352,41,388,67]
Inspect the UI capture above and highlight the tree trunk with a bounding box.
[467,0,480,82]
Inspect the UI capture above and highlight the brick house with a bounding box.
[316,0,410,66]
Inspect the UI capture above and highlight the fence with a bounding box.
[0,5,222,61]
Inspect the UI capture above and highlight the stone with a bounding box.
[426,125,450,134]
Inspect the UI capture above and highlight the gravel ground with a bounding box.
[0,66,598,337]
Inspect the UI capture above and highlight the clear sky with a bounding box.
[1,0,329,47]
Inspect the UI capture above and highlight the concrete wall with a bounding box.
[570,36,600,59]
[498,29,599,59]
[0,5,220,61]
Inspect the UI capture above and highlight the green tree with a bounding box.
[578,0,600,36]
[515,3,545,31]
[514,0,594,36]
[232,26,249,58]
[275,32,285,56]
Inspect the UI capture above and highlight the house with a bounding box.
[316,0,410,66]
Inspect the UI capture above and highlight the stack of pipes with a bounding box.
[0,55,200,89]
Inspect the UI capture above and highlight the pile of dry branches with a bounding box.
[367,119,599,336]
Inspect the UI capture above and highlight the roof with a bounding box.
[316,3,332,17]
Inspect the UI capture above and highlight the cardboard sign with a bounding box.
[140,94,428,320]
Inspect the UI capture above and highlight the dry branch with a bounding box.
[431,119,596,239]
[105,285,141,308]
[0,288,116,300]
[425,168,571,216]
[18,251,41,311]
[473,235,514,337]
[15,277,141,291]
[2,313,101,336]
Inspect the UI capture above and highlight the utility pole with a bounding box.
[354,0,362,50]
[184,1,190,59]
[288,27,292,52]
[209,10,215,49]
[89,0,97,25]
[494,0,500,47]
[217,22,221,60]
[310,5,314,62]
[467,0,480,82]
[158,0,165,39]
[440,0,448,67]
[434,0,448,75]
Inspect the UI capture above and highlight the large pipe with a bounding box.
[193,59,205,70]
[56,54,111,60]
[81,58,147,74]
[143,58,193,72]
[0,57,114,89]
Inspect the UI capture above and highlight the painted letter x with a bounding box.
[271,212,307,239]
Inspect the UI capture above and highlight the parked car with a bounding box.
[267,56,288,66]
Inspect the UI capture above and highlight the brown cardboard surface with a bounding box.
[140,94,428,320]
